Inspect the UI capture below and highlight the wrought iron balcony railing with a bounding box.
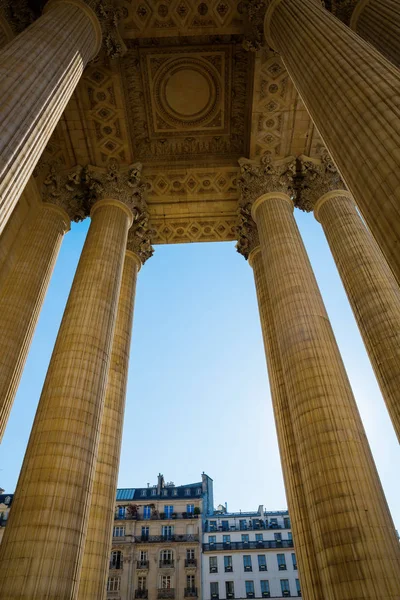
[184,588,198,597]
[135,591,148,599]
[185,558,197,567]
[136,534,199,544]
[202,539,294,552]
[137,560,149,569]
[157,589,175,599]
[159,560,175,568]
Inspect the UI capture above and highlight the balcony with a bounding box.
[135,591,148,599]
[157,589,175,599]
[282,592,291,597]
[261,593,270,598]
[137,560,149,569]
[259,564,267,571]
[185,558,197,567]
[109,561,123,570]
[209,566,218,573]
[184,588,198,597]
[226,593,234,599]
[279,564,287,571]
[246,593,255,599]
[244,565,252,572]
[159,560,175,568]
[202,540,294,552]
[224,565,233,572]
[211,595,219,600]
[117,511,200,522]
[136,534,199,544]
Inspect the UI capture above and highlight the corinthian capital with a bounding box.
[42,165,89,222]
[127,208,155,265]
[88,0,127,59]
[242,0,268,51]
[83,159,146,211]
[238,154,296,206]
[236,203,260,260]
[297,152,346,212]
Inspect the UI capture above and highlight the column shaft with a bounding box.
[77,250,140,600]
[264,0,400,283]
[315,192,400,442]
[0,0,100,236]
[0,203,69,441]
[253,193,400,599]
[250,247,324,600]
[0,200,131,599]
[351,0,400,68]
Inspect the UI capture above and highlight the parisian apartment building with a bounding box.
[0,475,301,599]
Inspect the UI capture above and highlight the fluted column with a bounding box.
[0,178,136,597]
[0,202,70,441]
[0,0,101,237]
[260,0,400,284]
[239,156,400,599]
[350,0,400,68]
[77,198,154,600]
[299,154,400,444]
[237,209,323,600]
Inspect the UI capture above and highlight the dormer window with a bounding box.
[162,490,168,497]
[141,490,147,497]
[172,489,178,496]
[185,489,191,496]
[196,488,201,495]
[151,489,157,496]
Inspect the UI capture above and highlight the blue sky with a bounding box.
[1,210,399,529]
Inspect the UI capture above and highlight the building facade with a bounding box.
[202,506,299,600]
[107,474,213,600]
[0,1,400,598]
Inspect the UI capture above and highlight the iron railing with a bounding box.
[203,540,294,551]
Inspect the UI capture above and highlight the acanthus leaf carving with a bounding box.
[297,150,346,212]
[90,0,127,59]
[235,203,260,259]
[42,164,90,222]
[237,153,296,205]
[242,0,267,51]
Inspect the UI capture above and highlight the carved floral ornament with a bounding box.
[296,151,347,212]
[42,160,154,263]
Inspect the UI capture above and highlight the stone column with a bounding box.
[329,0,400,69]
[299,154,400,444]
[239,156,400,600]
[237,214,324,600]
[0,166,88,442]
[0,0,102,237]
[0,162,146,599]
[77,186,154,600]
[253,0,400,284]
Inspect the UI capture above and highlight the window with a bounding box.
[209,556,218,573]
[260,580,270,597]
[209,535,216,544]
[117,506,125,519]
[288,532,293,541]
[242,534,249,543]
[143,506,151,519]
[141,489,147,497]
[245,581,255,597]
[162,525,174,539]
[258,555,267,571]
[240,519,247,530]
[209,520,217,531]
[187,548,195,560]
[187,504,194,514]
[187,575,195,589]
[221,520,229,531]
[161,575,171,589]
[138,576,147,591]
[107,576,120,592]
[275,532,282,542]
[224,555,233,572]
[225,581,235,598]
[269,518,278,528]
[292,553,297,570]
[280,579,290,596]
[164,505,173,518]
[196,487,201,495]
[110,550,122,569]
[185,488,191,496]
[151,488,157,496]
[256,533,263,542]
[113,526,125,537]
[284,517,291,529]
[139,550,148,561]
[243,555,252,571]
[277,554,287,570]
[162,489,168,497]
[296,579,301,596]
[173,489,178,496]
[210,582,219,598]
[160,550,173,566]
[141,526,149,540]
[223,534,231,545]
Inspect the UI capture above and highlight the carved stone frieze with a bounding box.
[242,0,267,51]
[90,0,127,59]
[42,165,89,222]
[237,154,296,205]
[323,0,359,26]
[297,151,346,212]
[151,217,238,245]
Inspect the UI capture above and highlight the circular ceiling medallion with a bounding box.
[154,57,221,128]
